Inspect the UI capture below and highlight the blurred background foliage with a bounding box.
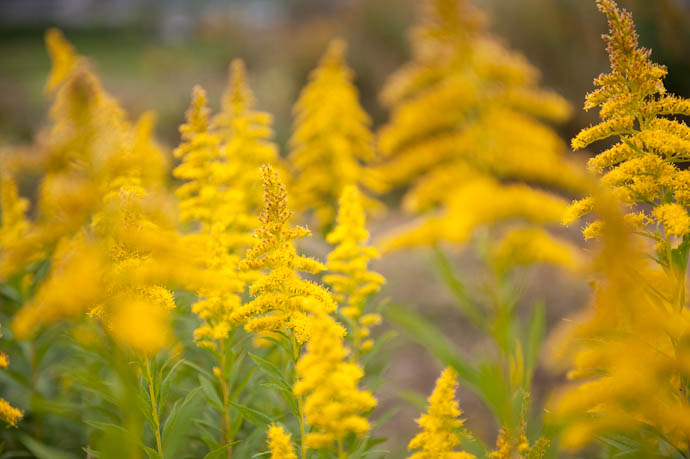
[1,0,689,456]
[2,0,689,148]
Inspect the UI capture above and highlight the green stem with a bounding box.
[337,438,346,459]
[290,334,307,459]
[218,339,233,459]
[145,360,164,459]
[297,394,307,459]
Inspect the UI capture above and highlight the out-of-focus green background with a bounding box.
[1,0,689,455]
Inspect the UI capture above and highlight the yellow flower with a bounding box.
[549,194,690,452]
[566,0,690,245]
[489,227,581,273]
[0,173,32,276]
[653,203,690,238]
[408,367,475,459]
[324,185,385,356]
[174,62,282,349]
[9,30,203,356]
[0,398,22,428]
[108,299,172,356]
[375,0,581,250]
[267,424,297,459]
[0,326,22,428]
[382,177,568,250]
[289,39,381,227]
[293,308,377,450]
[231,165,336,344]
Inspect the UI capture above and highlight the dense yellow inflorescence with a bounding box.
[8,29,203,356]
[0,174,30,270]
[408,367,475,459]
[267,424,298,459]
[175,86,243,349]
[324,185,385,355]
[289,39,381,228]
[231,166,336,344]
[376,0,581,250]
[564,0,690,244]
[173,61,281,350]
[0,325,22,428]
[550,191,690,451]
[293,308,377,451]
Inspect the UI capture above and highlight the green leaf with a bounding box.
[159,358,185,413]
[431,247,485,329]
[162,387,202,457]
[85,420,129,435]
[385,303,478,387]
[0,284,21,304]
[202,442,239,459]
[229,400,272,426]
[475,362,511,428]
[524,301,546,375]
[142,446,162,459]
[18,435,79,459]
[249,353,290,390]
[199,375,223,411]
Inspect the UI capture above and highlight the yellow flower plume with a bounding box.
[0,325,22,428]
[408,367,475,459]
[566,0,690,243]
[230,165,336,344]
[9,30,203,356]
[293,308,377,450]
[289,39,381,227]
[550,194,690,451]
[267,424,298,459]
[324,185,385,355]
[0,172,32,276]
[375,0,581,250]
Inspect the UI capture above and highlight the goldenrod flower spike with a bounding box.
[9,31,201,355]
[489,227,582,274]
[0,399,22,428]
[174,86,246,349]
[324,185,385,355]
[382,178,568,250]
[0,325,23,428]
[267,424,298,459]
[44,28,80,93]
[231,165,336,344]
[293,308,377,452]
[408,367,475,459]
[549,192,690,451]
[0,173,31,275]
[217,59,255,123]
[375,0,580,250]
[566,0,690,242]
[289,39,381,228]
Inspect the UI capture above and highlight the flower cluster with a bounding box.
[231,165,336,344]
[324,185,385,355]
[0,325,22,427]
[564,0,690,244]
[551,1,690,453]
[289,39,381,227]
[7,29,204,355]
[375,0,582,251]
[267,424,298,459]
[408,367,474,459]
[293,308,377,450]
[173,59,280,349]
